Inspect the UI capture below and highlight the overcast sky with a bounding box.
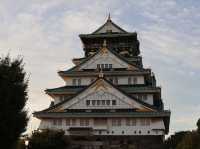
[0,0,200,135]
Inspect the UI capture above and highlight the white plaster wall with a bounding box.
[39,118,165,136]
[63,76,144,86]
[79,50,137,70]
[62,81,150,110]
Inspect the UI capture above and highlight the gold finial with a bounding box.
[103,39,107,47]
[99,69,104,78]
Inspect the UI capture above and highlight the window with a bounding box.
[101,64,104,69]
[105,64,109,69]
[112,100,116,105]
[53,120,57,125]
[102,100,105,105]
[72,78,81,86]
[106,100,110,106]
[53,119,62,126]
[140,119,150,126]
[97,64,113,69]
[66,119,70,126]
[80,119,89,126]
[86,100,90,106]
[97,100,100,105]
[97,64,100,69]
[126,118,136,126]
[78,78,81,85]
[133,77,137,84]
[128,77,138,85]
[112,119,121,126]
[72,119,76,126]
[92,100,96,105]
[72,79,76,86]
[128,77,131,85]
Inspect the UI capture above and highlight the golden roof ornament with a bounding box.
[99,69,104,78]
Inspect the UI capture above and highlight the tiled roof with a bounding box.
[45,85,160,95]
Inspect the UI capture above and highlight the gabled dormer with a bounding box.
[79,15,140,58]
[92,14,127,34]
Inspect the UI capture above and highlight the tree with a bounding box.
[28,129,71,149]
[164,131,189,149]
[0,55,28,149]
[176,131,200,149]
[197,118,200,133]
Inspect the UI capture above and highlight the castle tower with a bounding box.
[34,15,170,149]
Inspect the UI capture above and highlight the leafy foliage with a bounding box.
[197,118,200,133]
[0,55,28,149]
[176,131,200,149]
[28,129,71,149]
[164,131,189,149]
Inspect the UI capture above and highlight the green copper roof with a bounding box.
[34,110,170,118]
[46,85,160,95]
[58,69,151,77]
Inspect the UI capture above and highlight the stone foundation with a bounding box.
[70,135,164,149]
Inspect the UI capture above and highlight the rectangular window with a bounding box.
[72,119,76,126]
[109,64,112,69]
[85,119,89,126]
[97,64,100,69]
[102,100,105,105]
[72,79,76,86]
[97,100,100,105]
[131,119,136,126]
[106,100,110,106]
[133,77,137,84]
[58,119,62,126]
[101,64,104,69]
[105,64,108,69]
[53,119,57,125]
[145,119,150,126]
[80,119,89,126]
[66,119,70,126]
[140,119,146,126]
[78,78,81,85]
[112,100,116,105]
[92,100,96,106]
[86,100,90,106]
[112,119,121,126]
[80,119,84,126]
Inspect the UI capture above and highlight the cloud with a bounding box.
[0,0,199,135]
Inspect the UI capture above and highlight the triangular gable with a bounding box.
[93,17,127,34]
[78,47,138,70]
[48,78,155,112]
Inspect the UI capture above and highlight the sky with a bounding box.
[0,0,200,136]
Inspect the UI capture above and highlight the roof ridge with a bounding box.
[92,16,127,34]
[38,77,157,113]
[58,47,141,75]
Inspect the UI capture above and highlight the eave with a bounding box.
[58,69,151,77]
[33,110,170,134]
